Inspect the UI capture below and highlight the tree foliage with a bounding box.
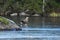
[0,0,60,16]
[45,0,60,13]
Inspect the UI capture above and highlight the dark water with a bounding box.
[0,16,60,40]
[6,16,60,28]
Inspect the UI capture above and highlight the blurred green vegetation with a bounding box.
[0,0,60,17]
[0,16,9,25]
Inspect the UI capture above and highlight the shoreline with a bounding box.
[0,28,22,31]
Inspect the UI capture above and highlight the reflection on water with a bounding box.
[2,16,60,40]
[6,16,60,28]
[0,38,60,40]
[0,28,60,40]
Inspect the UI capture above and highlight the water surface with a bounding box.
[1,16,60,40]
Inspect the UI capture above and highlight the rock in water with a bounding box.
[0,16,21,31]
